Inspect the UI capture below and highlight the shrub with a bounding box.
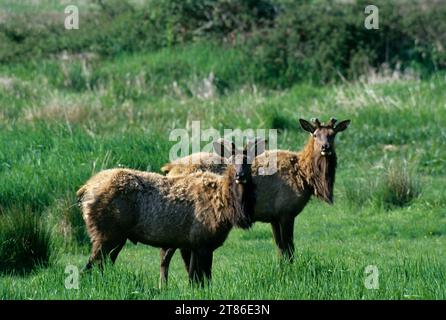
[1,0,445,86]
[238,0,446,86]
[377,160,421,209]
[0,209,52,274]
[0,3,163,64]
[149,0,277,44]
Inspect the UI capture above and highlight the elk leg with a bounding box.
[84,237,125,271]
[84,238,104,271]
[188,248,213,287]
[271,221,284,256]
[188,250,199,284]
[201,249,213,281]
[279,218,295,263]
[108,239,126,264]
[272,219,295,262]
[180,248,192,273]
[159,248,176,288]
[84,241,100,271]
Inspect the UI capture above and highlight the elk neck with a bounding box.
[298,135,337,204]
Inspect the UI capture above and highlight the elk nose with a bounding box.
[235,172,246,184]
[322,144,330,151]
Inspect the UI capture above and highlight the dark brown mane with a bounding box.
[298,136,337,204]
[240,177,255,227]
[223,166,254,229]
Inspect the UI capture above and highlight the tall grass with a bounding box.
[45,195,89,248]
[377,160,422,209]
[0,208,53,275]
[342,177,376,208]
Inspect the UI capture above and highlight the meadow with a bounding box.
[0,1,445,300]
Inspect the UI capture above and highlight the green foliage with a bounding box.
[0,2,162,64]
[377,160,422,209]
[149,0,276,44]
[0,208,52,275]
[239,0,446,86]
[66,62,89,92]
[343,177,376,208]
[1,1,445,85]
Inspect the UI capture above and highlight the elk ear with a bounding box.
[299,119,316,133]
[334,120,351,133]
[213,139,236,159]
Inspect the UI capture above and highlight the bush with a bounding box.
[1,0,445,86]
[238,0,446,86]
[0,3,163,64]
[377,160,421,209]
[0,0,276,64]
[0,209,52,274]
[149,0,277,44]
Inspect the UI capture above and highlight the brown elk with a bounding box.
[160,118,350,283]
[77,138,265,286]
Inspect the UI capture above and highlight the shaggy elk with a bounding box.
[160,118,350,280]
[76,138,265,286]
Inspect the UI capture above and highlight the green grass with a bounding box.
[0,0,93,14]
[1,203,445,299]
[1,19,446,299]
[0,208,52,275]
[0,0,145,14]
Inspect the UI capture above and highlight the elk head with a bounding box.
[213,138,266,184]
[299,117,350,156]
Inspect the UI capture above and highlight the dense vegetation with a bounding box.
[1,0,445,84]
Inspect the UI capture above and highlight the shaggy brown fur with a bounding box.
[293,135,337,204]
[162,146,335,219]
[161,152,227,177]
[163,148,335,205]
[77,165,253,285]
[160,118,350,277]
[77,139,263,286]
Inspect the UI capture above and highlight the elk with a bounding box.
[160,118,350,282]
[76,138,264,286]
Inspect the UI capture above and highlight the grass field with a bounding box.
[1,2,446,300]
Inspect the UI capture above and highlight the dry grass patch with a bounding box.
[24,100,92,124]
[21,92,109,125]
